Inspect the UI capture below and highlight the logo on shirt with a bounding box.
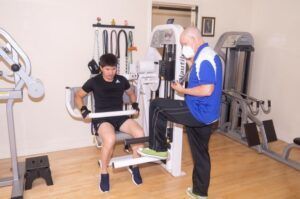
[115,79,120,84]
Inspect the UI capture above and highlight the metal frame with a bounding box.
[1,27,45,199]
[220,90,300,170]
[215,32,299,170]
[0,97,26,199]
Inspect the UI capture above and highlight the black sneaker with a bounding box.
[128,166,143,185]
[99,173,109,192]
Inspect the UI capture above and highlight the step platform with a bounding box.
[24,155,53,190]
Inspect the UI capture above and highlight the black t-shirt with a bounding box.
[82,74,130,112]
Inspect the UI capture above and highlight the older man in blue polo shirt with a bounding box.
[139,26,223,199]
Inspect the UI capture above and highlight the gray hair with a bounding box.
[181,26,202,41]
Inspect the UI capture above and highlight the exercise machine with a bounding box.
[66,24,187,177]
[88,21,140,151]
[215,32,300,170]
[0,28,44,198]
[223,90,300,170]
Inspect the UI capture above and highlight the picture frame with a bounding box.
[166,18,174,24]
[201,17,215,37]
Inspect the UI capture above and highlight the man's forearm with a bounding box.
[75,95,84,109]
[181,85,214,97]
[129,94,137,104]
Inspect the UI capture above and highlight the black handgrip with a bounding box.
[268,100,271,107]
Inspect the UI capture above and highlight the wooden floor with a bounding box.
[1,133,300,199]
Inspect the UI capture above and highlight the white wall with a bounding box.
[198,0,252,46]
[0,0,151,158]
[249,0,300,142]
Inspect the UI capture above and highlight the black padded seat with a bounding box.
[294,137,300,145]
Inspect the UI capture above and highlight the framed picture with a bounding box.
[166,18,174,24]
[201,17,215,37]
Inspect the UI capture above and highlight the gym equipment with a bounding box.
[87,59,99,74]
[0,27,45,198]
[215,32,300,170]
[92,21,135,75]
[66,24,186,177]
[90,21,136,75]
[24,155,53,190]
[89,21,137,144]
[214,32,254,94]
[116,29,128,74]
[127,31,138,74]
[65,85,159,168]
[102,30,109,54]
[127,31,136,73]
[88,21,139,151]
[222,90,300,170]
[88,29,100,74]
[138,25,186,176]
[110,30,117,55]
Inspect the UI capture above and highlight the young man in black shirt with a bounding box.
[75,54,144,192]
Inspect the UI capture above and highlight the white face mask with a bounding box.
[182,45,194,59]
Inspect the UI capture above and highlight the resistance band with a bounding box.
[116,29,128,74]
[110,30,117,55]
[102,30,109,54]
[127,31,133,72]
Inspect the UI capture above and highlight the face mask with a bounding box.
[182,45,194,59]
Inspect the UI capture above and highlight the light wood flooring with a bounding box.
[1,132,300,199]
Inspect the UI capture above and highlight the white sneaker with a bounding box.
[186,187,207,199]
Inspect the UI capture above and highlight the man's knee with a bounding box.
[120,119,144,137]
[103,136,116,147]
[98,124,116,147]
[133,127,144,138]
[130,122,144,138]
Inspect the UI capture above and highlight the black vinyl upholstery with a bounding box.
[294,137,300,145]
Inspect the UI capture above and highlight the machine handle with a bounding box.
[260,100,271,114]
[65,87,137,119]
[248,102,260,116]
